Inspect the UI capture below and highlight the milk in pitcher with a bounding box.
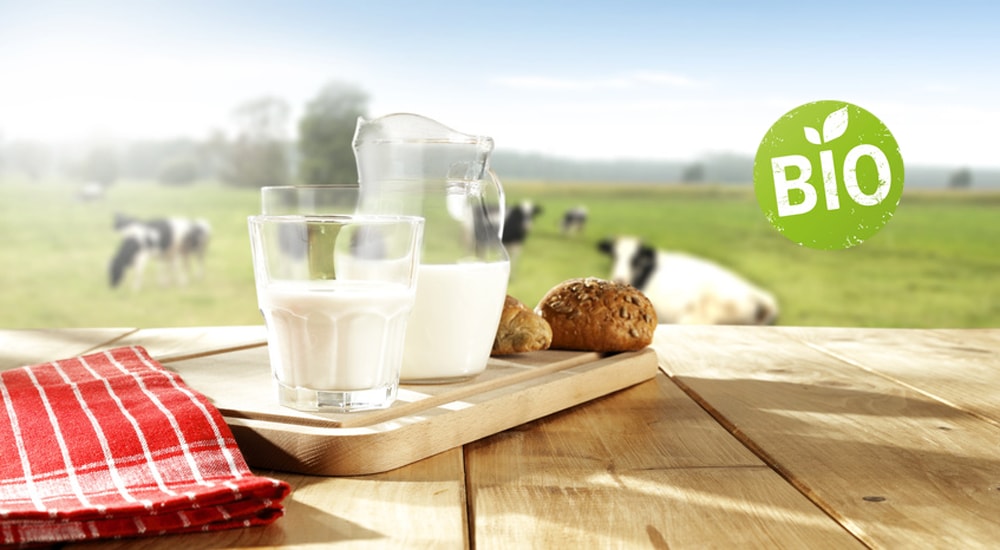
[400,261,509,382]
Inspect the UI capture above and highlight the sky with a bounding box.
[1,0,999,167]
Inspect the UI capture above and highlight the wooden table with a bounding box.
[2,325,998,548]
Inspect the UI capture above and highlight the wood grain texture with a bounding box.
[108,325,269,361]
[0,328,135,370]
[655,325,1000,547]
[465,375,863,548]
[790,326,1000,427]
[73,448,469,549]
[12,325,1000,548]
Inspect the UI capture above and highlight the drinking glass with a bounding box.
[248,213,423,412]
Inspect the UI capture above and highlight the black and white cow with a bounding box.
[598,235,779,325]
[110,213,211,291]
[502,200,543,267]
[561,205,588,236]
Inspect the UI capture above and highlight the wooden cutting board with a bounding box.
[165,345,658,476]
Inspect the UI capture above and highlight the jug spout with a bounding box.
[354,113,492,147]
[353,113,495,184]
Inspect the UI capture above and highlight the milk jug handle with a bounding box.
[486,168,505,239]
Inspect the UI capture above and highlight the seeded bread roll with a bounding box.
[535,277,657,352]
[492,295,553,356]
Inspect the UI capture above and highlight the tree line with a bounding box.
[1,81,992,190]
[0,81,369,189]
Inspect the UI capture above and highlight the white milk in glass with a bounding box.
[401,262,510,382]
[259,280,414,392]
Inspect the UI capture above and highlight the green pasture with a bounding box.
[1,177,998,329]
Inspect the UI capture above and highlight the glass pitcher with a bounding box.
[353,113,510,383]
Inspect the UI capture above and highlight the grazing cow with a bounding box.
[598,235,779,325]
[110,213,211,291]
[502,200,543,268]
[468,201,504,258]
[561,205,588,236]
[76,182,105,202]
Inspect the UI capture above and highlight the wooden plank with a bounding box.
[655,325,1000,547]
[789,327,1000,426]
[69,448,469,549]
[465,373,863,548]
[0,328,135,370]
[0,326,266,371]
[167,346,659,475]
[105,325,268,361]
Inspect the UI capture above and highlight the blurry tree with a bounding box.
[948,167,972,189]
[220,96,291,188]
[5,141,50,180]
[79,145,119,186]
[298,81,369,185]
[681,162,705,184]
[703,153,754,184]
[121,139,210,182]
[158,155,200,186]
[203,130,232,183]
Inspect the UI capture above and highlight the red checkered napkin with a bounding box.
[0,346,290,546]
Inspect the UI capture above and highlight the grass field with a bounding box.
[1,177,998,329]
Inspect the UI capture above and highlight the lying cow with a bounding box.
[598,236,779,325]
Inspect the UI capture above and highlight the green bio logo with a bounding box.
[754,100,904,249]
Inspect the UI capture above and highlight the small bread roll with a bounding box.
[536,277,657,352]
[492,295,553,356]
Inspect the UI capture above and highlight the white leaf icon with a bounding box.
[804,126,821,145]
[822,106,849,143]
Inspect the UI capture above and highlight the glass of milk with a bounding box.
[248,213,423,412]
